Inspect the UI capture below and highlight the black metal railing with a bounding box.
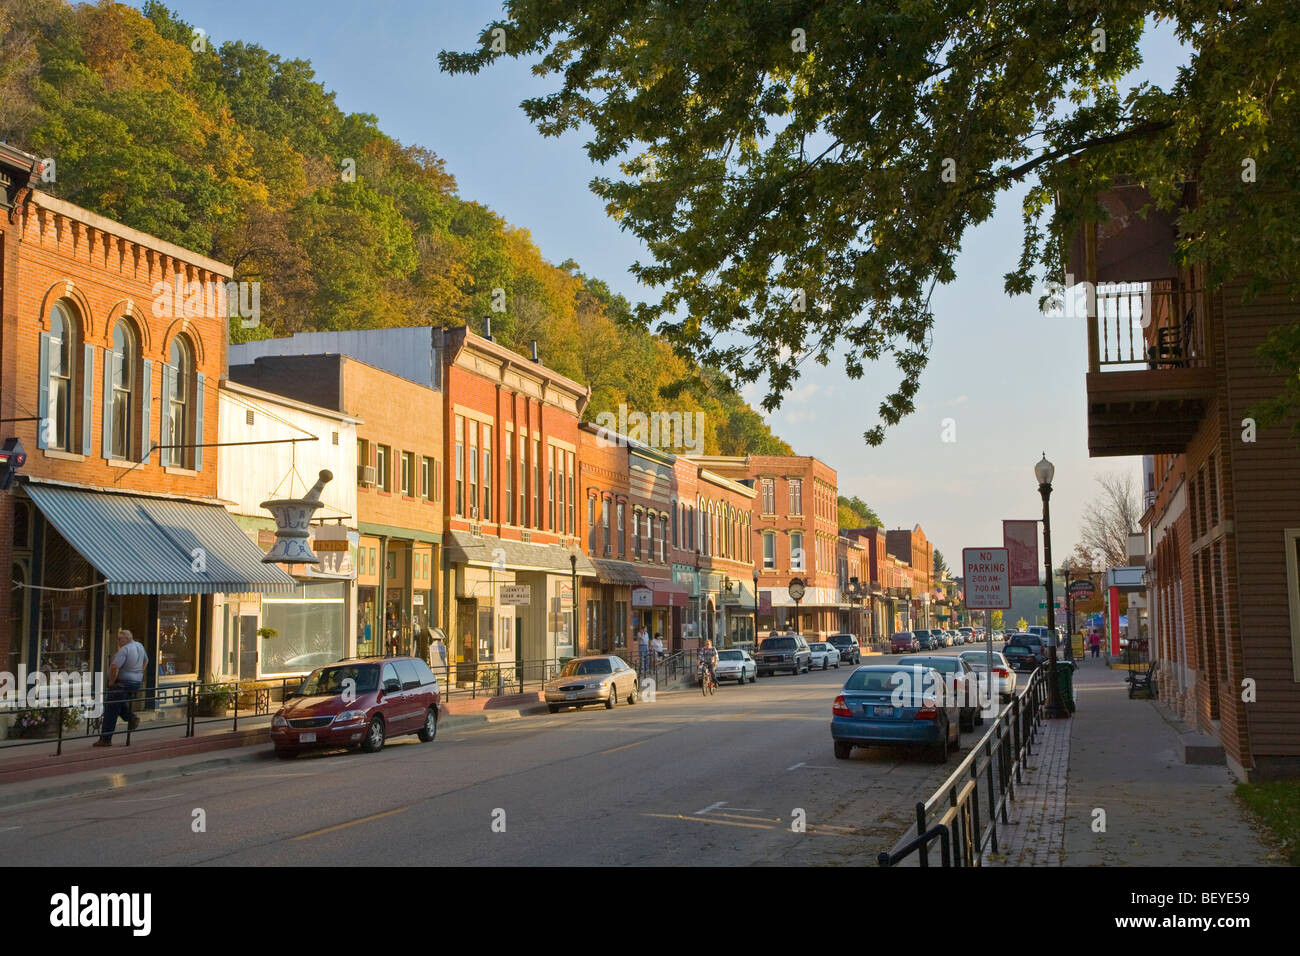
[878,667,1049,867]
[437,658,563,700]
[0,676,298,757]
[1094,283,1206,370]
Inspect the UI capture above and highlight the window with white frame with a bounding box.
[788,478,803,515]
[763,532,776,570]
[791,531,804,571]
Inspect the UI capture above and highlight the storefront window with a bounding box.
[157,595,199,678]
[261,581,346,675]
[38,529,94,674]
[357,585,378,656]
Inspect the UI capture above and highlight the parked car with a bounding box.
[756,633,812,676]
[809,642,842,670]
[959,649,1017,702]
[897,655,981,731]
[959,627,976,645]
[914,629,939,650]
[828,633,862,664]
[831,664,961,762]
[271,657,441,757]
[544,655,640,712]
[713,649,756,684]
[891,631,920,654]
[1002,643,1042,672]
[949,630,965,646]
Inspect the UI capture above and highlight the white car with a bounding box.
[808,642,842,670]
[713,649,756,684]
[958,649,1017,702]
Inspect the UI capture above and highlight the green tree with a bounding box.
[933,549,948,578]
[991,610,1004,630]
[837,496,881,529]
[1016,617,1029,632]
[443,1,1300,445]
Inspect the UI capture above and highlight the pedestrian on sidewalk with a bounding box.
[1089,630,1101,659]
[94,629,148,747]
[651,632,664,662]
[637,626,650,674]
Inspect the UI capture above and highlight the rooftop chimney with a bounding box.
[484,315,492,341]
[530,340,539,363]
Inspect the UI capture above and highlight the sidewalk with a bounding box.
[987,658,1280,866]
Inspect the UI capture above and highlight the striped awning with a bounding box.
[25,483,297,595]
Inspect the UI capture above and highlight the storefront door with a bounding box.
[239,615,259,679]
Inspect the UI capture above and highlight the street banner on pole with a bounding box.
[1003,520,1040,587]
[962,548,1011,609]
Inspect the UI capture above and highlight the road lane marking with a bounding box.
[787,762,805,771]
[693,800,727,815]
[600,739,649,755]
[0,826,21,833]
[293,807,407,841]
[645,812,773,831]
[712,811,782,824]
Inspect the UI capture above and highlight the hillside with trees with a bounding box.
[0,0,792,456]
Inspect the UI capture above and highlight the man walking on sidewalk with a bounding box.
[1088,630,1101,659]
[94,629,148,747]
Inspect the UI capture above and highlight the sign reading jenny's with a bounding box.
[962,547,1011,610]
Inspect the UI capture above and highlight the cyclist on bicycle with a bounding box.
[698,639,719,686]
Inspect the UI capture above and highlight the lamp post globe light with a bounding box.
[1036,453,1068,719]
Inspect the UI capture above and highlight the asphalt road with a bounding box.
[1,650,984,867]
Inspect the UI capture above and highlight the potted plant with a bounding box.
[7,708,55,739]
[195,682,236,717]
[257,627,278,641]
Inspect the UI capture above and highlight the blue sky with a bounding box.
[148,0,1189,566]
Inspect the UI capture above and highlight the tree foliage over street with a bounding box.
[0,0,791,456]
[442,0,1300,445]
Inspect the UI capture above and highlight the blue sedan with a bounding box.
[831,665,962,762]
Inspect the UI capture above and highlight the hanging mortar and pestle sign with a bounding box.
[261,470,333,564]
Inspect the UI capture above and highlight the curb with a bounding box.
[0,746,273,811]
[0,703,555,811]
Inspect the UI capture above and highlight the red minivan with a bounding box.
[270,657,441,758]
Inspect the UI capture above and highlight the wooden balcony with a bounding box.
[1085,282,1213,457]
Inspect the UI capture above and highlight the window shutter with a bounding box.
[159,363,173,466]
[194,372,206,470]
[140,359,152,462]
[81,344,94,455]
[102,347,113,461]
[37,333,50,450]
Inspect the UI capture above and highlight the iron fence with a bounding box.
[878,666,1049,867]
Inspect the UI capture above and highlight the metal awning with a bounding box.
[589,558,645,587]
[25,483,297,595]
[443,530,596,576]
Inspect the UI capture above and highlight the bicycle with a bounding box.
[699,663,718,696]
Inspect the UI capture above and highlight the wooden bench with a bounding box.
[1128,661,1157,699]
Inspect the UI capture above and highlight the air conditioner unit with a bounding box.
[357,465,376,486]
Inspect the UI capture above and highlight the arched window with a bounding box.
[41,301,82,452]
[163,334,204,469]
[106,319,139,460]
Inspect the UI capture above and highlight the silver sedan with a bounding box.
[959,649,1018,703]
[713,649,756,684]
[544,656,639,712]
[808,642,842,669]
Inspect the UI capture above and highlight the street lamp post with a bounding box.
[569,553,578,660]
[1036,453,1068,719]
[752,569,760,647]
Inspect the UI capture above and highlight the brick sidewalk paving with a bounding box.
[981,715,1070,866]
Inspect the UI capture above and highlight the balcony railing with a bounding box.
[1090,283,1206,372]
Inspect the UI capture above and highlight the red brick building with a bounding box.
[1,145,292,727]
[695,454,839,638]
[577,422,640,654]
[439,328,593,673]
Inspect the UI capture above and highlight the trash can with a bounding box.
[1056,661,1076,713]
